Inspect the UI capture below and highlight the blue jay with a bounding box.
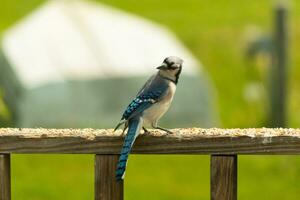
[114,56,183,181]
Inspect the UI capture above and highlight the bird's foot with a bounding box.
[121,131,126,137]
[163,129,173,135]
[120,126,128,137]
[143,127,151,135]
[153,126,173,135]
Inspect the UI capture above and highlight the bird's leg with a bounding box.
[143,127,150,134]
[121,123,128,136]
[152,123,173,134]
[155,126,173,134]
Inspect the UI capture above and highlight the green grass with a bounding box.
[12,155,94,200]
[1,0,300,199]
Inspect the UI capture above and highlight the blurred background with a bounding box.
[0,0,299,199]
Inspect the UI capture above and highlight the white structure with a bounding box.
[0,0,216,128]
[2,0,199,88]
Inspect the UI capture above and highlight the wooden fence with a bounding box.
[1,127,300,200]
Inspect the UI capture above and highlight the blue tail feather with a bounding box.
[116,117,142,181]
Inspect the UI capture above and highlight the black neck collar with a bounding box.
[158,68,181,85]
[162,76,177,84]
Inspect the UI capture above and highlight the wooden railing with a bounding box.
[0,127,300,200]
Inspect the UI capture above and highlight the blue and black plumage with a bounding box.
[122,91,163,120]
[114,56,183,181]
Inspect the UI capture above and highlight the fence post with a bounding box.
[211,155,237,200]
[95,155,123,200]
[270,2,288,127]
[0,154,11,200]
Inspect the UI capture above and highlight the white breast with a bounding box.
[143,82,176,127]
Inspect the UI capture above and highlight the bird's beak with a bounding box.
[156,63,168,70]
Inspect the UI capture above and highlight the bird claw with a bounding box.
[164,130,173,134]
[121,131,126,137]
[143,131,151,135]
[153,126,173,135]
[142,127,151,135]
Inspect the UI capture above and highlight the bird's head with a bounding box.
[157,56,183,84]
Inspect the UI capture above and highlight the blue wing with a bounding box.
[121,91,162,120]
[121,75,170,120]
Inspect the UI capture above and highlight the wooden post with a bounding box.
[95,155,123,200]
[270,2,288,127]
[0,154,11,200]
[211,155,237,200]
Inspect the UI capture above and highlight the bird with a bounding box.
[114,56,183,181]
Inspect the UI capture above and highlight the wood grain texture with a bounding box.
[0,128,300,154]
[0,154,10,200]
[95,155,123,200]
[211,155,237,200]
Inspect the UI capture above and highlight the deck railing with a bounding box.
[0,127,299,200]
